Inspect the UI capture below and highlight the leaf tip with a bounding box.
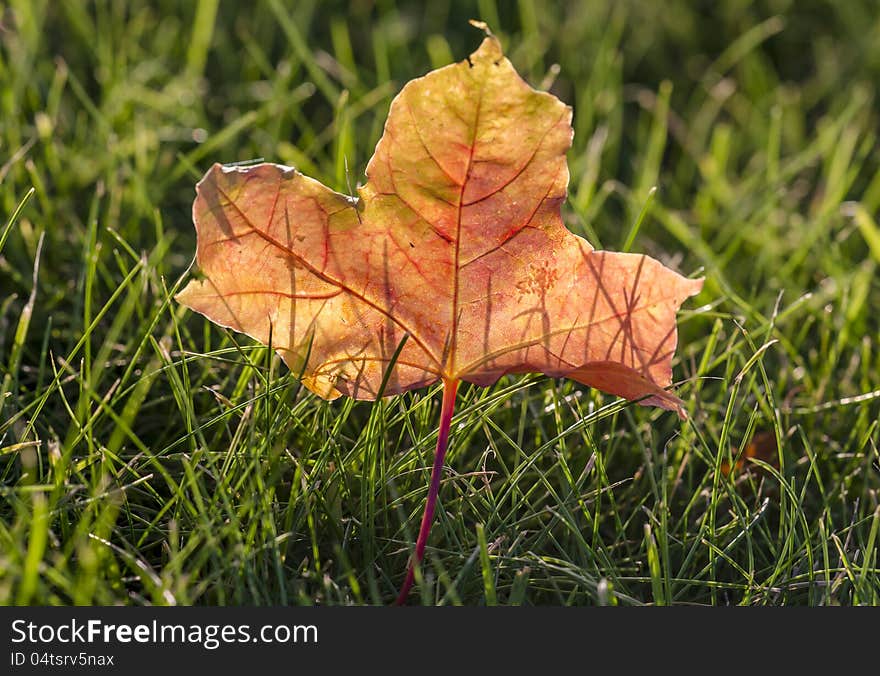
[174,279,199,308]
[468,19,493,36]
[195,162,222,190]
[640,390,691,420]
[688,276,706,298]
[468,20,503,63]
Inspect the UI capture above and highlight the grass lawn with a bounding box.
[1,0,878,606]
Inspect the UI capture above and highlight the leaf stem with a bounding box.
[395,377,460,605]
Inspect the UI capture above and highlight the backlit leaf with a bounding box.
[176,27,704,602]
[177,34,702,416]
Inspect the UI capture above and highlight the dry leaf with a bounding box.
[177,35,702,416]
[176,27,703,602]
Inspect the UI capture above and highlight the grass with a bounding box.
[1,0,879,606]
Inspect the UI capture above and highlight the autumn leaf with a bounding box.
[176,26,703,603]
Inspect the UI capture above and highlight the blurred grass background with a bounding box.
[1,0,878,605]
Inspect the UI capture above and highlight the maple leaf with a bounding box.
[176,26,703,603]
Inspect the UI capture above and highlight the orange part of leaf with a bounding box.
[721,431,780,476]
[176,36,703,416]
